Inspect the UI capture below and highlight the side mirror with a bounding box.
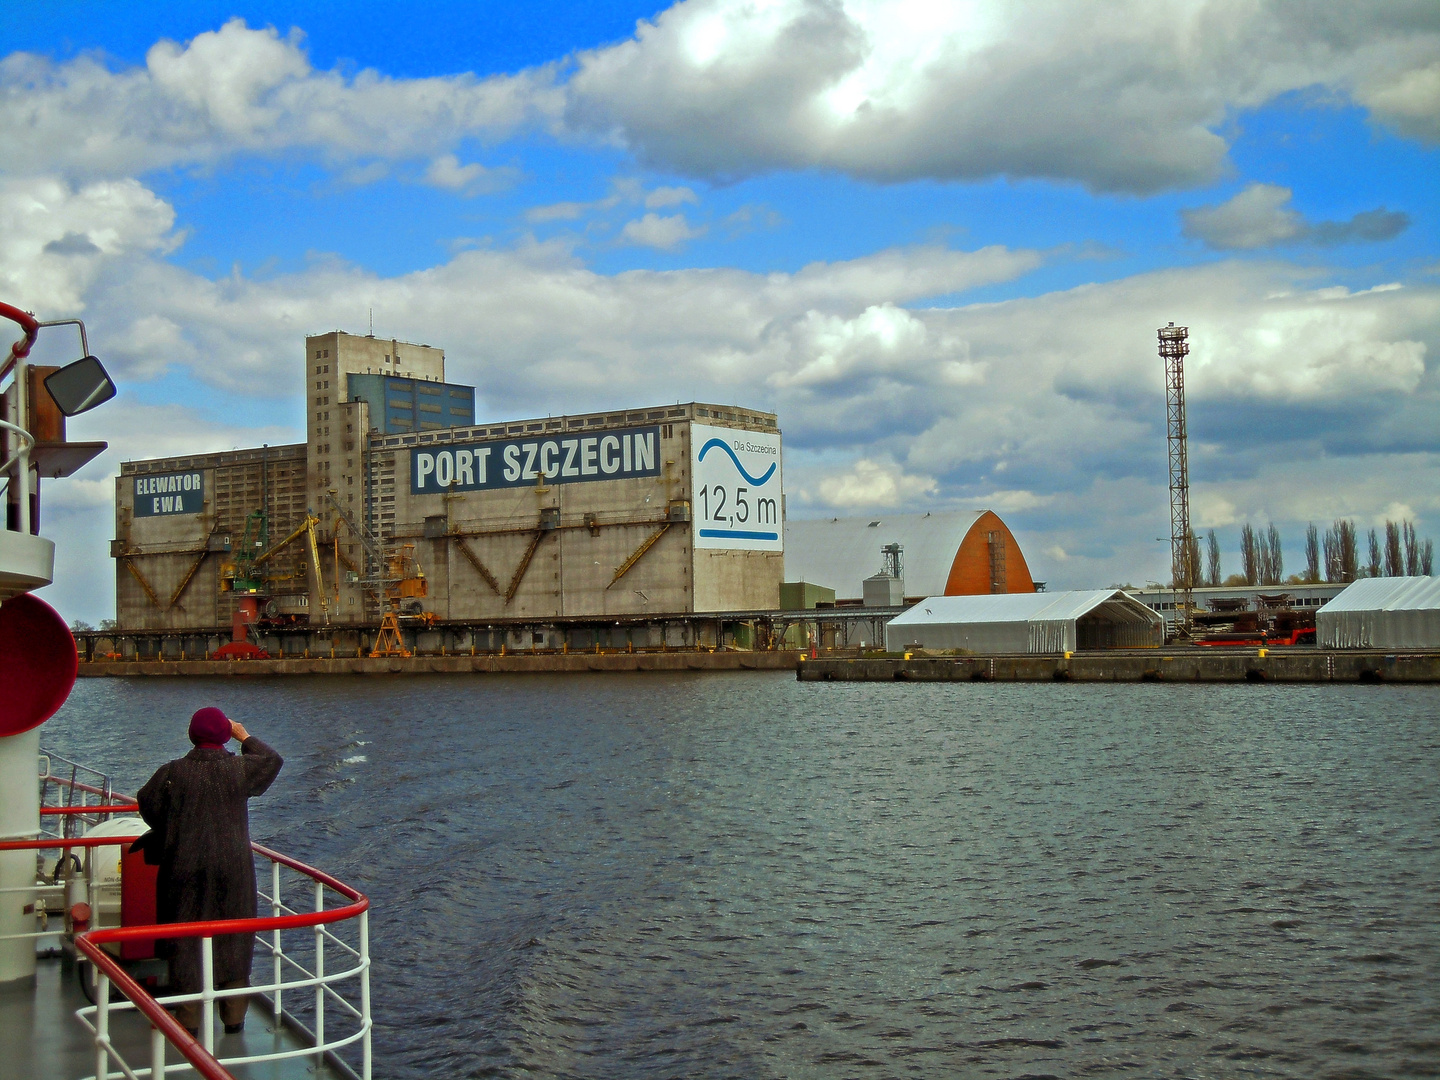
[43,355,116,416]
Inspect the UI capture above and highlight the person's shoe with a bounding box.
[224,1022,245,1034]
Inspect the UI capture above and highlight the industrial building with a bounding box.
[783,510,1036,604]
[1317,577,1440,649]
[114,331,784,631]
[884,590,1163,653]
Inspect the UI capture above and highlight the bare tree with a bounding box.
[1265,523,1283,585]
[1367,528,1382,578]
[1340,520,1358,581]
[1385,520,1403,576]
[1325,520,1358,582]
[1404,520,1419,576]
[1240,524,1259,586]
[1305,523,1321,583]
[1424,540,1435,577]
[1186,531,1202,589]
[1207,530,1221,587]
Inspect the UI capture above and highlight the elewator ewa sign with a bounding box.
[132,471,204,517]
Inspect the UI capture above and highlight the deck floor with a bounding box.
[0,953,353,1080]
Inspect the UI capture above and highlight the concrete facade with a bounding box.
[114,444,309,630]
[114,333,783,629]
[364,402,783,622]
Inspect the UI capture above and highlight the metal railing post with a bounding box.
[96,971,110,1080]
[313,881,325,1060]
[360,909,372,1080]
[272,860,283,1022]
[201,936,215,1055]
[151,1023,165,1080]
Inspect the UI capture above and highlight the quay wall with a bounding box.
[77,650,805,677]
[798,651,1440,683]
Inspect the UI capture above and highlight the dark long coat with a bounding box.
[136,737,283,992]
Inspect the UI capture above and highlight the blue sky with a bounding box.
[3,1,1438,620]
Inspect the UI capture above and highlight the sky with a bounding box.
[3,0,1438,623]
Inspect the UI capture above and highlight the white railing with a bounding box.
[72,844,372,1080]
[3,752,372,1080]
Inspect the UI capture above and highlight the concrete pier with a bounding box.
[797,650,1440,683]
[77,650,804,677]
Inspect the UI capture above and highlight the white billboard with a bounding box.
[691,423,783,551]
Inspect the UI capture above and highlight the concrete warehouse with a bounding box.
[114,331,785,630]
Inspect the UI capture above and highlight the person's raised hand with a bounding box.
[230,719,251,743]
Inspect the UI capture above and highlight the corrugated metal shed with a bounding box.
[785,512,985,600]
[1317,577,1440,649]
[884,590,1163,654]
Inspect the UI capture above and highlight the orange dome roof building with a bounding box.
[784,510,1037,603]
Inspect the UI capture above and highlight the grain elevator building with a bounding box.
[114,332,784,629]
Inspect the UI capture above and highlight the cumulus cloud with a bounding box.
[421,154,519,195]
[0,176,179,311]
[619,212,706,249]
[564,0,1440,192]
[815,458,937,509]
[5,6,1439,193]
[644,185,697,209]
[15,173,1440,607]
[1182,183,1410,250]
[0,18,558,177]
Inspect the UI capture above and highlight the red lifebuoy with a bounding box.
[0,593,78,736]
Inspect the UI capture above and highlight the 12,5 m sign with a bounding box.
[691,423,783,551]
[411,426,661,494]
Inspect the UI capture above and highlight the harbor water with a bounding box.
[45,675,1440,1078]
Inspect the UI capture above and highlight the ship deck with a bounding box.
[0,952,352,1080]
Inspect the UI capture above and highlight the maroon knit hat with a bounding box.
[189,707,230,748]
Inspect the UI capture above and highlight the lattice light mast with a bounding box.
[1159,322,1193,637]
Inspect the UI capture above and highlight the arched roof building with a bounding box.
[784,510,1036,602]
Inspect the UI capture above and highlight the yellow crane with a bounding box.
[247,513,331,625]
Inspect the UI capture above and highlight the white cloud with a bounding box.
[1182,183,1410,250]
[0,19,558,178]
[564,0,1440,192]
[0,176,178,311]
[619,212,706,249]
[6,7,1437,194]
[644,185,698,208]
[15,182,1440,609]
[421,154,518,195]
[816,458,937,508]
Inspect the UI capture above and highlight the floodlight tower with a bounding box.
[1159,322,1192,638]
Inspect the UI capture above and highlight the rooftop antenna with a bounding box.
[368,307,374,338]
[1159,322,1193,638]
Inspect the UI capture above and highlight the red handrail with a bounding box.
[42,802,139,816]
[0,299,39,379]
[56,838,369,1080]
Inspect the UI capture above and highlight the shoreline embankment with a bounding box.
[73,648,1440,680]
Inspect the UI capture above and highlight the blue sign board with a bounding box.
[411,425,662,494]
[133,471,205,516]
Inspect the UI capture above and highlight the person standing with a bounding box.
[137,707,283,1034]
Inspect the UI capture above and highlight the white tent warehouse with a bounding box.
[1317,577,1440,649]
[885,590,1164,654]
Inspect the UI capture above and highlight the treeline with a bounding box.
[1175,518,1434,587]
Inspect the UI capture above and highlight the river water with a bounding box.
[44,675,1440,1078]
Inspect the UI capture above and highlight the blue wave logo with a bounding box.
[697,438,776,485]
